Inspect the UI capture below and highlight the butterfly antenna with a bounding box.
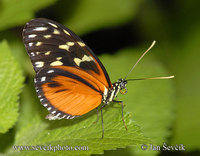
[127,75,175,81]
[124,40,156,80]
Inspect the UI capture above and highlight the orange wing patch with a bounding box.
[42,67,105,116]
[53,66,107,91]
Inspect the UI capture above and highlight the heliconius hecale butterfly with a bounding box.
[23,18,174,138]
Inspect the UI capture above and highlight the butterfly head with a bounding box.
[117,79,128,95]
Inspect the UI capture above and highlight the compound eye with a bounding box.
[120,87,127,95]
[120,82,126,88]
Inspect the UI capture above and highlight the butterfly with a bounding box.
[23,18,174,138]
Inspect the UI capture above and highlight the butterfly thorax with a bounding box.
[102,79,127,104]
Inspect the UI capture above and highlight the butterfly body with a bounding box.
[23,18,126,121]
[103,79,127,105]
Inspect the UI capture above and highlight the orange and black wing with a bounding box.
[23,18,112,119]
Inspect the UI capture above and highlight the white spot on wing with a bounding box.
[47,70,54,73]
[50,61,63,66]
[46,114,62,120]
[70,116,75,119]
[44,35,52,38]
[28,34,37,38]
[74,55,94,66]
[59,44,69,51]
[56,113,61,117]
[43,104,48,107]
[34,27,48,31]
[45,51,51,55]
[35,42,42,46]
[53,29,60,34]
[41,76,46,82]
[40,98,44,102]
[30,52,35,56]
[56,57,62,60]
[48,22,58,28]
[63,29,71,36]
[35,61,44,68]
[67,42,74,46]
[47,107,52,111]
[52,111,56,114]
[29,42,33,47]
[77,41,85,47]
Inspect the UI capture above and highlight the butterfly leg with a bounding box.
[113,100,128,131]
[100,104,107,138]
[93,108,99,124]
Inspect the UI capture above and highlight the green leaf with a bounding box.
[0,0,57,31]
[99,48,174,156]
[0,40,24,134]
[65,0,143,34]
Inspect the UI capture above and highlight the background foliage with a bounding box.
[0,0,199,155]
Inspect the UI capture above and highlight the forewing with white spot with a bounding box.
[23,18,110,86]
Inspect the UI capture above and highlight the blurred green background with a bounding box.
[0,0,199,155]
